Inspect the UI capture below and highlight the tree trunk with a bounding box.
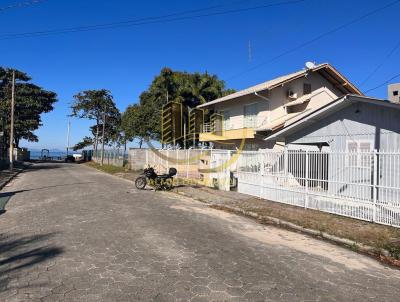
[94,120,99,158]
[139,137,143,149]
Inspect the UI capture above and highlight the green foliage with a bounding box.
[121,104,156,148]
[73,136,93,151]
[0,67,57,147]
[129,67,235,145]
[71,89,121,151]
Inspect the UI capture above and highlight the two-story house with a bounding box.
[197,63,362,150]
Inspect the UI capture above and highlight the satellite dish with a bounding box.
[305,61,316,69]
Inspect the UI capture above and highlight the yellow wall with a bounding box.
[199,128,255,142]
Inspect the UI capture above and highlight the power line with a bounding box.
[227,0,400,81]
[359,38,400,87]
[0,0,47,13]
[364,73,400,93]
[0,0,307,40]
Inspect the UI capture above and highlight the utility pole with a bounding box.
[100,108,106,166]
[66,120,71,156]
[9,70,15,170]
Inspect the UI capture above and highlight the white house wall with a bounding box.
[212,71,344,131]
[285,101,400,203]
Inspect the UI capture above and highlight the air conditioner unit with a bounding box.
[287,90,298,100]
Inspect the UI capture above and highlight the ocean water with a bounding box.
[29,150,80,160]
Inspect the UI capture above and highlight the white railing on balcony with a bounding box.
[202,123,211,133]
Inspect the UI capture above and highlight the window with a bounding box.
[221,110,231,130]
[244,143,259,151]
[346,140,372,167]
[244,103,258,128]
[347,142,358,166]
[303,83,312,95]
[393,90,399,96]
[360,142,372,167]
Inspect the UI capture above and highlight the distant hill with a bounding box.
[25,148,65,152]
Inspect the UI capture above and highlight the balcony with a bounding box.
[199,123,255,142]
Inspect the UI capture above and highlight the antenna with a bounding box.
[248,40,252,63]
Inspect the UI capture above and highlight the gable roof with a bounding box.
[265,95,400,141]
[197,63,362,108]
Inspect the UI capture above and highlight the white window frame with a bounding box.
[346,140,373,168]
[221,110,231,130]
[244,102,258,128]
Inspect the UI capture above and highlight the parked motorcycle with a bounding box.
[135,166,177,190]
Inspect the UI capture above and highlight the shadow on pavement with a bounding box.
[0,191,22,215]
[0,182,94,215]
[24,163,69,171]
[1,182,94,196]
[0,232,63,292]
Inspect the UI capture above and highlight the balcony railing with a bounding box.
[202,123,212,133]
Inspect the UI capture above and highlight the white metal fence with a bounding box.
[102,147,400,227]
[237,150,400,228]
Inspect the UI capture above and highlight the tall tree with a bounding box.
[0,67,57,148]
[121,104,154,148]
[71,89,120,153]
[137,68,235,146]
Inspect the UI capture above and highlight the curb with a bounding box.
[173,189,398,267]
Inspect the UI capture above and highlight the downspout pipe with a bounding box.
[254,91,271,123]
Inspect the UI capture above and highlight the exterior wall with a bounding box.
[129,148,148,170]
[285,101,400,151]
[213,92,270,130]
[285,101,400,202]
[388,83,400,103]
[211,72,343,131]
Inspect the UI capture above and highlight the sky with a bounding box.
[0,0,399,150]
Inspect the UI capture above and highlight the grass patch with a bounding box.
[175,185,400,261]
[85,161,127,175]
[237,198,400,258]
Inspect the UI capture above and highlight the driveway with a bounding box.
[0,163,399,302]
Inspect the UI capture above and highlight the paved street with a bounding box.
[0,163,399,302]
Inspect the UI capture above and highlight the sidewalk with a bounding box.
[0,162,27,189]
[0,163,27,212]
[172,184,400,266]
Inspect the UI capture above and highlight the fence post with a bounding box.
[305,151,309,209]
[176,149,179,177]
[284,147,288,185]
[227,150,232,191]
[373,149,378,222]
[166,150,169,173]
[259,151,264,199]
[186,149,190,179]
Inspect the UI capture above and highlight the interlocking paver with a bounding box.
[0,163,400,301]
